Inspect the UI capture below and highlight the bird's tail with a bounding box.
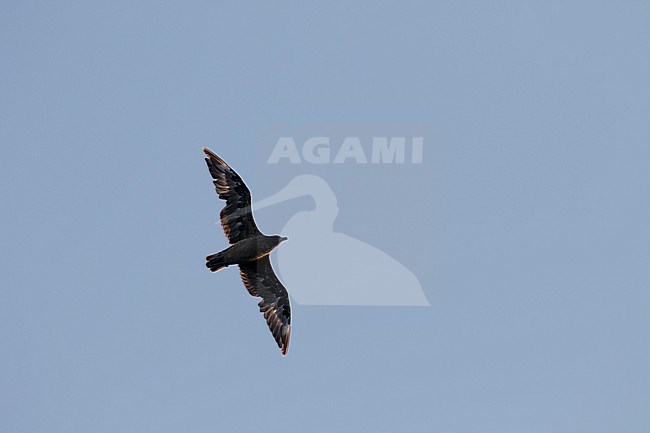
[206,251,228,272]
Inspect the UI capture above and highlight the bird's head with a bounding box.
[271,235,288,244]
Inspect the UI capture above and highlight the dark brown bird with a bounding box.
[202,147,291,356]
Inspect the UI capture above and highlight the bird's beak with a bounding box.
[280,236,288,242]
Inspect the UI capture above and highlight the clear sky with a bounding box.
[1,2,649,432]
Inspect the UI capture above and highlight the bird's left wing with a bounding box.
[238,257,291,356]
[203,147,261,244]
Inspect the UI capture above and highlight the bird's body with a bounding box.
[202,147,291,356]
[206,234,286,272]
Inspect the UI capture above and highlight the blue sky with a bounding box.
[1,2,649,432]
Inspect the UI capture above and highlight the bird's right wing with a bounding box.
[238,257,291,356]
[203,147,261,244]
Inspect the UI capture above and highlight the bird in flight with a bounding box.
[202,147,291,356]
